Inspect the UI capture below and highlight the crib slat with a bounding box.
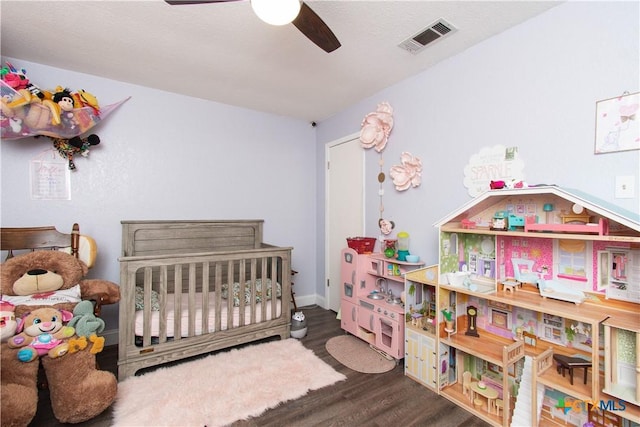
[187,262,197,337]
[272,257,278,318]
[250,258,257,324]
[174,264,183,340]
[142,267,152,347]
[226,260,234,328]
[238,258,246,327]
[159,265,168,343]
[214,261,222,332]
[201,261,210,334]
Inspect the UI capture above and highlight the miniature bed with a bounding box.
[118,220,292,379]
[538,279,586,305]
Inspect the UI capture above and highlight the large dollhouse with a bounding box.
[404,186,640,427]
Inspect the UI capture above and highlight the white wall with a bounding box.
[1,60,318,337]
[316,1,640,296]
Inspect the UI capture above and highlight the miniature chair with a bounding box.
[511,258,540,287]
[495,398,504,416]
[462,371,472,400]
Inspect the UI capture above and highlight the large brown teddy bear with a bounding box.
[0,251,120,426]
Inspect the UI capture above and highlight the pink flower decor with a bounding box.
[360,102,394,152]
[390,152,422,191]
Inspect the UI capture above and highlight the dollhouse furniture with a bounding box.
[470,381,499,413]
[403,186,640,427]
[495,399,504,416]
[411,312,423,327]
[511,258,539,287]
[538,279,586,305]
[118,220,292,379]
[462,370,472,399]
[553,354,591,385]
[525,215,609,235]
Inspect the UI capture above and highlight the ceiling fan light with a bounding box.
[251,0,301,26]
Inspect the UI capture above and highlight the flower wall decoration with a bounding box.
[390,152,422,191]
[359,102,394,152]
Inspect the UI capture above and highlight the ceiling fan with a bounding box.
[165,0,341,53]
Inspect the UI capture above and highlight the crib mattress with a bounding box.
[134,292,282,338]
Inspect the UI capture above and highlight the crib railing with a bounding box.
[118,246,291,379]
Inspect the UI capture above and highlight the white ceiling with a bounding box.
[0,0,561,122]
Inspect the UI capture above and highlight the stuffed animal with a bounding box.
[0,250,120,426]
[0,301,17,342]
[49,133,100,170]
[8,307,75,362]
[68,300,105,338]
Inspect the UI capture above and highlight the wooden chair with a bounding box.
[1,223,97,266]
[1,223,103,314]
[1,223,104,389]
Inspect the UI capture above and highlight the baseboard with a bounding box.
[102,328,119,347]
[295,294,325,310]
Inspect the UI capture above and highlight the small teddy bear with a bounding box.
[8,307,75,362]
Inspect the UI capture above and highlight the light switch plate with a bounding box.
[615,175,635,199]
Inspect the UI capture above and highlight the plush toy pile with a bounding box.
[0,250,120,426]
[1,62,102,140]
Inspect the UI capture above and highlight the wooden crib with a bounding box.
[117,220,292,379]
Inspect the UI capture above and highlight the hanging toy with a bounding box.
[48,134,100,170]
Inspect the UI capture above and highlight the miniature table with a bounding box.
[553,354,591,385]
[470,382,498,413]
[501,280,520,294]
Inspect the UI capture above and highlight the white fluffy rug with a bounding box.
[112,339,346,426]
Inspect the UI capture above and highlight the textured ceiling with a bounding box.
[0,0,561,121]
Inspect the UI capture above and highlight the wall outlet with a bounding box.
[615,175,635,199]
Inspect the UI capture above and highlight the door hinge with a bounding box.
[327,279,330,287]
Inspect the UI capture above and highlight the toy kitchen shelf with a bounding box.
[404,186,640,427]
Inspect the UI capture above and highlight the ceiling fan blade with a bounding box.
[165,1,239,5]
[292,2,341,53]
[166,0,341,53]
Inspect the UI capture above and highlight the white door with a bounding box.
[326,134,364,312]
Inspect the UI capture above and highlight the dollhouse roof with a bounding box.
[434,185,640,235]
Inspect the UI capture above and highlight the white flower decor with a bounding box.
[360,102,394,152]
[390,152,422,191]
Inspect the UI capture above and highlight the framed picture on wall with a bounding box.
[594,92,640,154]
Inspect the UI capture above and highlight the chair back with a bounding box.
[1,223,96,267]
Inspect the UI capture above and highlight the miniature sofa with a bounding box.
[538,279,586,305]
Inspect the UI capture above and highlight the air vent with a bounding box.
[398,19,456,54]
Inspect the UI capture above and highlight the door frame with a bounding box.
[324,132,365,311]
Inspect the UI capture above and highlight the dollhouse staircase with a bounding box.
[511,356,544,426]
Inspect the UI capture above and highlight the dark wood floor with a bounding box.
[29,306,489,427]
